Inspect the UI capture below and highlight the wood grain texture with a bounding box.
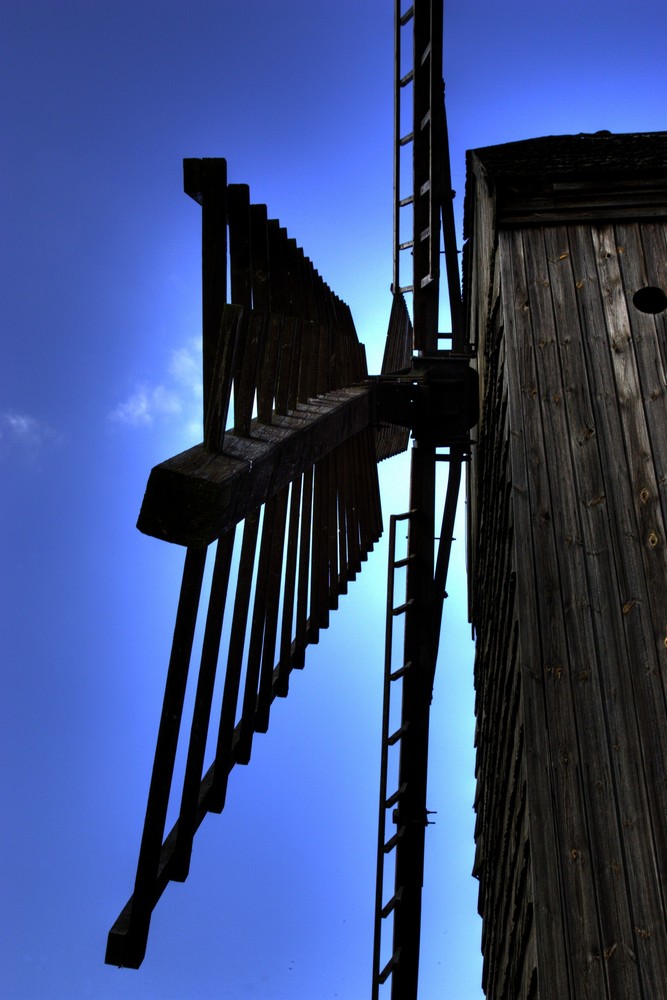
[467,134,667,1000]
[137,387,372,547]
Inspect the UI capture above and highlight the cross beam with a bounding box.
[137,385,372,547]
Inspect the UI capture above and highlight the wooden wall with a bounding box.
[466,133,667,1000]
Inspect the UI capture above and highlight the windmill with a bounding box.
[106,2,476,997]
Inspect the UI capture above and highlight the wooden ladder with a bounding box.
[372,511,415,998]
[393,0,463,353]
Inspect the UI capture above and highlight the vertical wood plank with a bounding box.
[236,497,279,765]
[249,202,270,312]
[172,531,236,880]
[227,183,252,308]
[275,475,303,697]
[256,312,282,424]
[234,310,267,436]
[130,546,208,949]
[210,511,260,812]
[497,229,575,998]
[294,467,314,666]
[204,305,241,450]
[255,485,290,730]
[187,159,227,438]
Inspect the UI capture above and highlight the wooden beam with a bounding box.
[137,386,372,547]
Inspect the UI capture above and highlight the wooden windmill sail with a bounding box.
[106,3,475,997]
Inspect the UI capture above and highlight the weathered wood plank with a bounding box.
[375,292,412,462]
[233,309,267,436]
[255,484,290,730]
[249,202,270,311]
[587,225,667,987]
[171,530,236,881]
[235,498,278,765]
[275,475,302,697]
[227,183,252,308]
[256,312,282,424]
[497,229,575,997]
[203,305,241,451]
[184,158,227,436]
[294,466,314,665]
[119,545,207,967]
[137,386,372,547]
[530,224,643,996]
[209,510,260,813]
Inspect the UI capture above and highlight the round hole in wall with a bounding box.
[633,286,667,314]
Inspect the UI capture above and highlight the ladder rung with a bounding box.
[399,195,414,207]
[420,180,431,195]
[385,783,407,808]
[378,949,400,985]
[399,69,414,87]
[397,284,414,293]
[421,274,435,288]
[387,722,409,746]
[392,599,413,616]
[400,6,414,25]
[398,239,414,251]
[390,662,411,681]
[384,827,405,853]
[399,131,414,146]
[420,110,431,129]
[420,226,430,242]
[392,554,414,569]
[420,41,432,64]
[380,887,404,919]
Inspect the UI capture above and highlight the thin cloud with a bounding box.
[0,411,62,454]
[109,339,202,438]
[170,340,203,397]
[109,384,182,427]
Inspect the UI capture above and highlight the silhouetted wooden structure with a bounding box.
[107,1,667,995]
[466,131,667,999]
[107,5,475,998]
[106,162,386,970]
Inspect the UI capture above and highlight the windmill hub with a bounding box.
[370,353,478,445]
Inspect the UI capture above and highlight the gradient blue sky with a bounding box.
[2,2,666,998]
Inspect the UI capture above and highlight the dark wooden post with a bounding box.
[391,439,436,999]
[183,158,227,445]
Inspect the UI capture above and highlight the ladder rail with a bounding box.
[372,511,414,998]
[393,1,464,354]
[393,1,409,294]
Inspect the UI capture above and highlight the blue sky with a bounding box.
[2,2,666,998]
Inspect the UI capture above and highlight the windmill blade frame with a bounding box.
[106,1,477,991]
